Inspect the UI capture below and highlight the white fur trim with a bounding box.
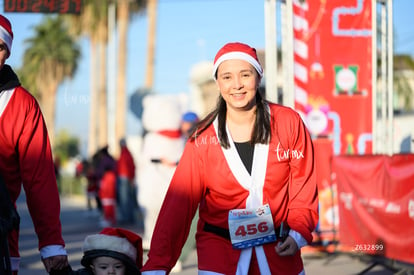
[10,257,19,272]
[213,115,271,273]
[101,198,116,206]
[212,51,263,79]
[213,118,268,209]
[236,248,252,275]
[289,229,308,248]
[0,25,12,52]
[40,245,67,258]
[255,246,271,274]
[83,234,137,262]
[0,88,14,118]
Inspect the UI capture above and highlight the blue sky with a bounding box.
[2,0,414,153]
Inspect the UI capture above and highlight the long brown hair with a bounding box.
[189,91,271,149]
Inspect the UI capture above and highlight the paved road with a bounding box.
[16,192,412,275]
[17,193,103,274]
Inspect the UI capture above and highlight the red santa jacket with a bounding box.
[116,146,135,181]
[99,170,117,202]
[0,85,65,257]
[142,103,318,274]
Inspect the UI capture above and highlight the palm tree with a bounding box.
[96,14,110,150]
[144,0,157,90]
[394,54,414,111]
[115,0,147,155]
[115,0,130,155]
[19,16,80,147]
[63,1,110,156]
[64,0,147,157]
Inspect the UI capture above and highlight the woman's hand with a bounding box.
[275,236,299,256]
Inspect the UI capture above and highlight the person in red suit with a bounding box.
[141,42,318,275]
[116,138,137,225]
[99,166,117,227]
[0,14,68,274]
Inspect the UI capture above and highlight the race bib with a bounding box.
[228,204,276,249]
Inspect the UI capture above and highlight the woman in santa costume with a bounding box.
[141,42,318,275]
[0,14,68,273]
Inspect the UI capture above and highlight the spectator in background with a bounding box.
[85,163,100,215]
[155,112,200,168]
[76,159,100,215]
[116,138,138,225]
[180,111,199,138]
[91,146,116,217]
[95,146,116,181]
[99,165,117,228]
[137,94,186,251]
[0,14,69,274]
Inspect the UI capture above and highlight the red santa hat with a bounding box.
[0,15,13,55]
[81,227,143,273]
[212,42,263,80]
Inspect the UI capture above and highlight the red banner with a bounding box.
[333,154,414,264]
[293,0,373,155]
[313,139,338,247]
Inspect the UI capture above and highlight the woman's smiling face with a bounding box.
[0,41,9,71]
[216,59,260,111]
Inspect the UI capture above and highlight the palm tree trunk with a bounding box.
[88,40,99,157]
[36,63,59,149]
[38,76,58,148]
[43,86,57,149]
[98,23,108,149]
[145,0,157,89]
[115,0,129,156]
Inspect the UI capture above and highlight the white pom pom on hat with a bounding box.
[212,42,263,80]
[0,15,13,54]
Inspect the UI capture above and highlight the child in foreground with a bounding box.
[51,227,142,275]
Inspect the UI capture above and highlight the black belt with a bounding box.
[204,222,231,240]
[204,222,289,241]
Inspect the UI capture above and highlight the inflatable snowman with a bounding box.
[137,93,187,249]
